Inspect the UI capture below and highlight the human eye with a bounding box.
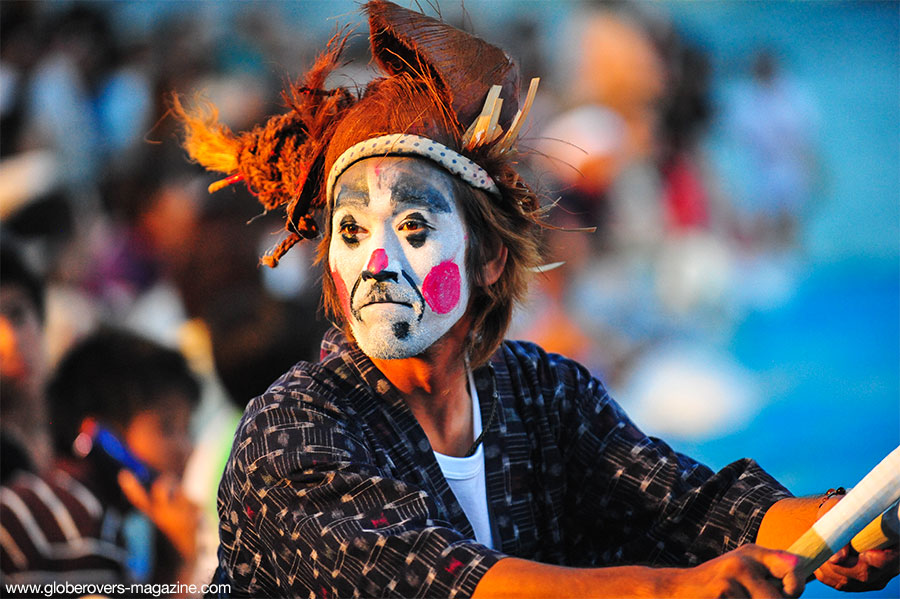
[398,219,427,233]
[398,213,433,247]
[338,216,365,246]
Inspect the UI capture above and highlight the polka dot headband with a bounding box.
[326,133,500,205]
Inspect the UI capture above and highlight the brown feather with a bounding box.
[171,94,241,174]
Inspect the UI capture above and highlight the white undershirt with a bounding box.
[433,369,494,549]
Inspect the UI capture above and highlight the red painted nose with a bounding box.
[367,249,388,274]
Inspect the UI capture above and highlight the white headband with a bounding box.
[325,133,500,205]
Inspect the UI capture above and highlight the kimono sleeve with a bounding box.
[543,352,793,566]
[216,390,503,598]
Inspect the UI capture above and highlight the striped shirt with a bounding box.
[0,461,129,590]
[214,329,792,597]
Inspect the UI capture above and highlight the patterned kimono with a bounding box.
[214,329,792,597]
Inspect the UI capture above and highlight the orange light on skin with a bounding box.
[0,286,47,393]
[0,316,26,380]
[122,391,194,478]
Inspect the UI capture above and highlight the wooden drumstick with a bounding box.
[787,446,900,580]
[850,499,899,552]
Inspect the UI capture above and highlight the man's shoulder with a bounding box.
[496,338,588,379]
[499,338,553,360]
[244,355,356,419]
[2,470,69,511]
[232,351,369,457]
[491,338,609,411]
[221,354,375,496]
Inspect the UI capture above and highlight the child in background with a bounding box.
[1,328,200,593]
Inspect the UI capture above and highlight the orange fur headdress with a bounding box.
[174,0,540,267]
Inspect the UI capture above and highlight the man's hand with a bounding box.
[118,469,199,564]
[815,544,899,592]
[813,494,900,592]
[664,544,805,598]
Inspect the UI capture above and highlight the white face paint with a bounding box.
[329,156,470,359]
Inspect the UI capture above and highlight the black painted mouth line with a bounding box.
[360,300,413,308]
[401,271,426,323]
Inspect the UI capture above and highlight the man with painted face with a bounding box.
[177,3,898,597]
[329,156,472,362]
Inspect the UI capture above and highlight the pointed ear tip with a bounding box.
[364,0,522,124]
[366,0,400,22]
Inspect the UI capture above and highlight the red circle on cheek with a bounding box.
[332,269,352,319]
[422,261,461,314]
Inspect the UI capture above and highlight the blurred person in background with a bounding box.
[0,235,52,482]
[175,2,896,597]
[528,8,660,387]
[531,8,715,386]
[0,329,201,592]
[725,49,820,252]
[15,5,154,193]
[508,211,606,375]
[17,5,109,193]
[565,7,667,254]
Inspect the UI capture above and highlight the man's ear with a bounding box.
[481,243,508,287]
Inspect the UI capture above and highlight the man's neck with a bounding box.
[369,319,473,457]
[1,386,52,473]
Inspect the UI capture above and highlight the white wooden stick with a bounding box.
[787,445,900,580]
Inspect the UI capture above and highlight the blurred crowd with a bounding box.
[0,1,821,594]
[511,4,819,438]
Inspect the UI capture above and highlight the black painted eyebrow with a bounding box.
[392,181,452,214]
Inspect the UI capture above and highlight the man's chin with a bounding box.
[352,320,436,360]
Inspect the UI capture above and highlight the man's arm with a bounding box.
[757,496,899,592]
[473,547,805,598]
[528,345,793,564]
[756,495,833,550]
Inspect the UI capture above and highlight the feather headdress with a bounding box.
[174,1,541,267]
